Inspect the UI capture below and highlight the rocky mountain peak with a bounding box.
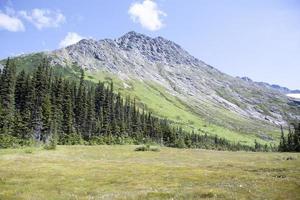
[240,76,253,82]
[117,31,150,41]
[115,31,198,65]
[53,31,202,67]
[116,31,177,49]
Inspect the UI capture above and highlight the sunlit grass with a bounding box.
[0,145,299,199]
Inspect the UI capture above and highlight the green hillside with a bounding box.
[0,54,280,146]
[85,71,277,145]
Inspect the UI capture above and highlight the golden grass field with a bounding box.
[0,145,299,200]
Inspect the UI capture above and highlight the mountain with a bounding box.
[239,76,300,94]
[2,31,299,144]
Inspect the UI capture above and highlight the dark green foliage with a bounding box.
[0,58,269,151]
[254,139,263,152]
[62,81,74,135]
[0,58,16,135]
[279,123,300,152]
[0,134,20,148]
[60,132,83,145]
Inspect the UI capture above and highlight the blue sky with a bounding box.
[0,0,299,89]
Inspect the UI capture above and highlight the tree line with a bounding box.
[0,58,270,151]
[278,123,300,152]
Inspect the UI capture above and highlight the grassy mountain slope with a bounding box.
[85,70,279,145]
[0,53,281,145]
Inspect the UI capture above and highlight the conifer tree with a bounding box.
[132,99,141,139]
[279,125,287,152]
[294,123,300,152]
[75,69,87,135]
[101,86,111,136]
[41,94,52,142]
[62,81,74,136]
[15,70,27,113]
[85,87,96,139]
[51,76,64,135]
[95,82,104,116]
[31,62,50,140]
[0,98,4,133]
[0,58,16,134]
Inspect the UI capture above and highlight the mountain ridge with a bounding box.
[238,76,300,94]
[1,31,299,144]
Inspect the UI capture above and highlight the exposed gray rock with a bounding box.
[46,31,299,132]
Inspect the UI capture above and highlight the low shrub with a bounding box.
[89,136,136,145]
[24,148,34,154]
[89,136,106,145]
[44,136,57,150]
[60,133,83,145]
[44,143,56,150]
[135,144,160,152]
[285,156,296,161]
[135,146,149,151]
[0,134,20,149]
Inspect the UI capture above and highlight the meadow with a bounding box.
[0,145,299,200]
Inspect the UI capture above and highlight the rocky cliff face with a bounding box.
[45,31,300,138]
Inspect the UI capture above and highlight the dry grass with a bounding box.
[0,145,299,200]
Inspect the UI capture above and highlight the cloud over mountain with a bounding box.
[0,11,25,32]
[19,8,65,30]
[128,0,166,31]
[59,32,84,48]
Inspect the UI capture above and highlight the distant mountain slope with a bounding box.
[239,76,300,94]
[2,31,299,144]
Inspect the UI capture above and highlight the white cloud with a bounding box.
[19,8,65,30]
[128,0,166,31]
[59,32,84,48]
[0,12,25,32]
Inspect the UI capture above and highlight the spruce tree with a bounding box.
[85,87,96,140]
[41,94,52,142]
[31,62,49,141]
[51,76,64,136]
[15,70,27,113]
[75,69,87,136]
[62,81,74,136]
[279,126,287,152]
[101,86,111,136]
[132,99,142,139]
[0,58,16,135]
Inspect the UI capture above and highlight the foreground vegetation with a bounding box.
[0,145,299,200]
[279,124,300,152]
